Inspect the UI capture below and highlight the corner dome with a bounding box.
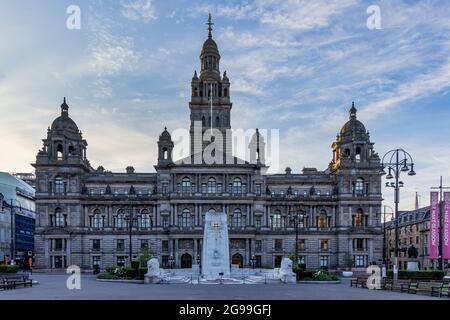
[51,98,79,133]
[340,102,366,135]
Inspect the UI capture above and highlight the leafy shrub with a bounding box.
[97,272,120,280]
[103,266,136,279]
[138,268,147,280]
[0,264,19,273]
[131,261,140,270]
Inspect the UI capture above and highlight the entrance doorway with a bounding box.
[231,253,243,268]
[181,253,192,268]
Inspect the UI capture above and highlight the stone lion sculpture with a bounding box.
[279,257,294,276]
[146,258,161,277]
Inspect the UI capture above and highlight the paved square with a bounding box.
[0,274,440,300]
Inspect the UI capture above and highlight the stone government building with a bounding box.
[33,18,383,271]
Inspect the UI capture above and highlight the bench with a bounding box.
[383,279,411,291]
[404,281,442,295]
[1,276,33,289]
[350,277,368,288]
[431,282,450,298]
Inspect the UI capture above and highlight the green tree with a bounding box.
[138,246,156,268]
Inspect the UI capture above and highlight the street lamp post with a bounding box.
[125,186,140,267]
[196,254,201,273]
[169,255,175,269]
[382,205,394,265]
[380,149,416,280]
[289,207,305,265]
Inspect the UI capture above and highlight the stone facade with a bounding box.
[32,20,383,271]
[385,207,432,270]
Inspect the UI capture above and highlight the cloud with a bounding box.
[120,0,157,23]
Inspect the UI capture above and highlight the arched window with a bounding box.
[355,147,362,162]
[93,209,103,229]
[56,144,64,160]
[54,176,64,194]
[207,178,216,193]
[141,209,151,229]
[116,209,126,229]
[181,209,192,228]
[68,145,75,156]
[232,178,242,194]
[355,178,364,195]
[224,88,228,97]
[232,209,242,228]
[181,177,191,194]
[344,148,350,157]
[272,210,282,229]
[162,148,168,160]
[55,208,65,227]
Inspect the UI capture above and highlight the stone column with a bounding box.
[174,239,179,268]
[245,239,250,266]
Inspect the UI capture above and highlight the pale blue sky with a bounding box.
[0,0,449,211]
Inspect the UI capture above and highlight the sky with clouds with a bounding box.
[0,0,449,211]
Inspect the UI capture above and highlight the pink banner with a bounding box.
[429,192,439,260]
[443,192,450,259]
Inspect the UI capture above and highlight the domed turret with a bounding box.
[157,127,174,166]
[51,98,79,133]
[339,102,366,137]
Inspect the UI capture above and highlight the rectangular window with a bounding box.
[298,239,306,250]
[53,256,65,268]
[162,240,169,252]
[162,216,169,228]
[92,239,101,251]
[320,240,329,251]
[320,256,329,268]
[116,239,125,251]
[161,255,169,268]
[274,239,283,251]
[255,255,262,268]
[255,184,262,196]
[117,256,126,267]
[355,255,367,267]
[274,255,282,268]
[298,256,306,265]
[92,256,101,269]
[254,216,262,229]
[201,184,207,194]
[255,240,262,252]
[217,183,222,193]
[353,239,366,251]
[162,183,169,195]
[140,240,149,250]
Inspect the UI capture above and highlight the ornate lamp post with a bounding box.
[380,149,416,280]
[125,186,140,267]
[289,207,305,265]
[382,205,394,266]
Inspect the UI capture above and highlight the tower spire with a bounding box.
[206,13,214,38]
[61,97,69,116]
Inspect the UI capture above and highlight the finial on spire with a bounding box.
[349,101,357,119]
[61,97,69,116]
[206,13,214,38]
